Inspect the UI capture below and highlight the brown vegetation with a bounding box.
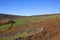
[13,18,60,40]
[0,13,60,40]
[0,18,60,40]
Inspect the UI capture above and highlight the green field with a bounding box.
[0,15,60,31]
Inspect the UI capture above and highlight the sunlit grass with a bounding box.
[0,15,60,40]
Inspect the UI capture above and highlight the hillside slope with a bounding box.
[0,13,27,19]
[12,18,60,40]
[0,13,60,40]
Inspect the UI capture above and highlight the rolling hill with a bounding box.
[0,13,60,40]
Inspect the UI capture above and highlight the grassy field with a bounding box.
[0,15,60,30]
[0,14,60,40]
[0,18,27,30]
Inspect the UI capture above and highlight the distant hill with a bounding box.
[0,13,27,25]
[0,13,60,19]
[30,13,60,17]
[0,13,27,20]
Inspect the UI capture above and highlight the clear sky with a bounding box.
[0,0,60,16]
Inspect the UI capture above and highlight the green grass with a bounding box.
[28,15,60,22]
[0,18,28,30]
[0,15,60,31]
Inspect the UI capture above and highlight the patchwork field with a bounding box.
[0,13,60,40]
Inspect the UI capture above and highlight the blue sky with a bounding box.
[0,0,60,16]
